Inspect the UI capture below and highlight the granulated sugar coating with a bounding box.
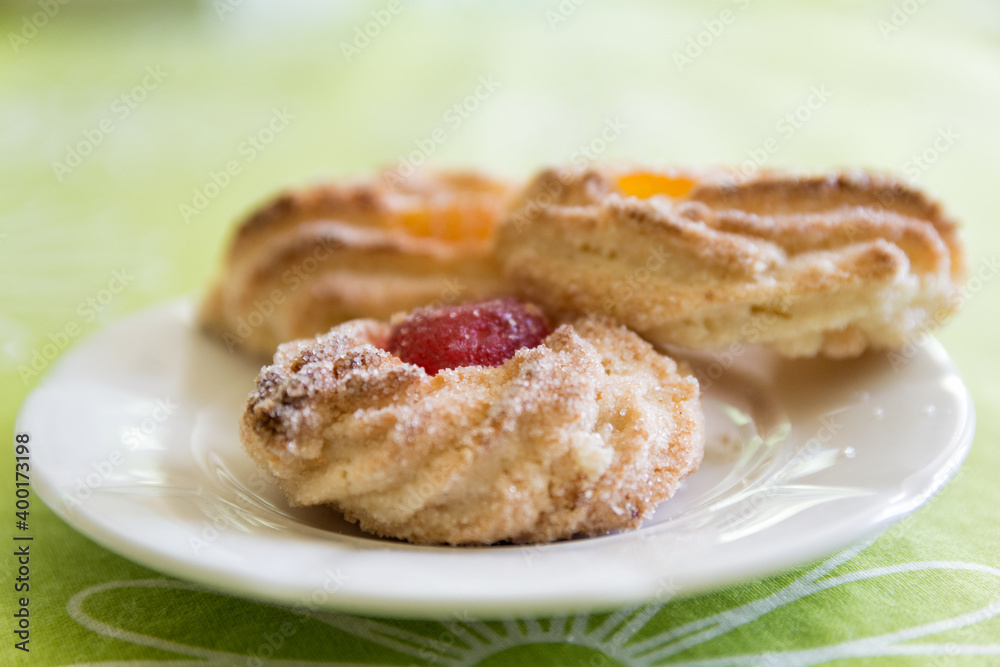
[386,298,551,374]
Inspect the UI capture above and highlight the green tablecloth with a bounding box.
[3,1,999,664]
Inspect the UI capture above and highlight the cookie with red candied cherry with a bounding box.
[240,299,704,546]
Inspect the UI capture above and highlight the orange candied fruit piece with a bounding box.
[617,172,696,199]
[389,198,496,242]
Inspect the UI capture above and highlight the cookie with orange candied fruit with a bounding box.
[497,165,965,358]
[200,170,512,356]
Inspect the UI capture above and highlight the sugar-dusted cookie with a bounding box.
[240,298,703,545]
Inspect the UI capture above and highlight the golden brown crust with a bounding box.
[497,165,966,358]
[200,170,513,357]
[240,317,703,545]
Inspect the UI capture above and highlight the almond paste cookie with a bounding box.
[497,165,965,357]
[201,170,512,356]
[239,298,703,545]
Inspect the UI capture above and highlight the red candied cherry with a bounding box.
[387,298,551,374]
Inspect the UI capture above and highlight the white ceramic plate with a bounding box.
[19,299,975,618]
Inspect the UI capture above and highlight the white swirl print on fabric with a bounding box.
[64,536,1000,667]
